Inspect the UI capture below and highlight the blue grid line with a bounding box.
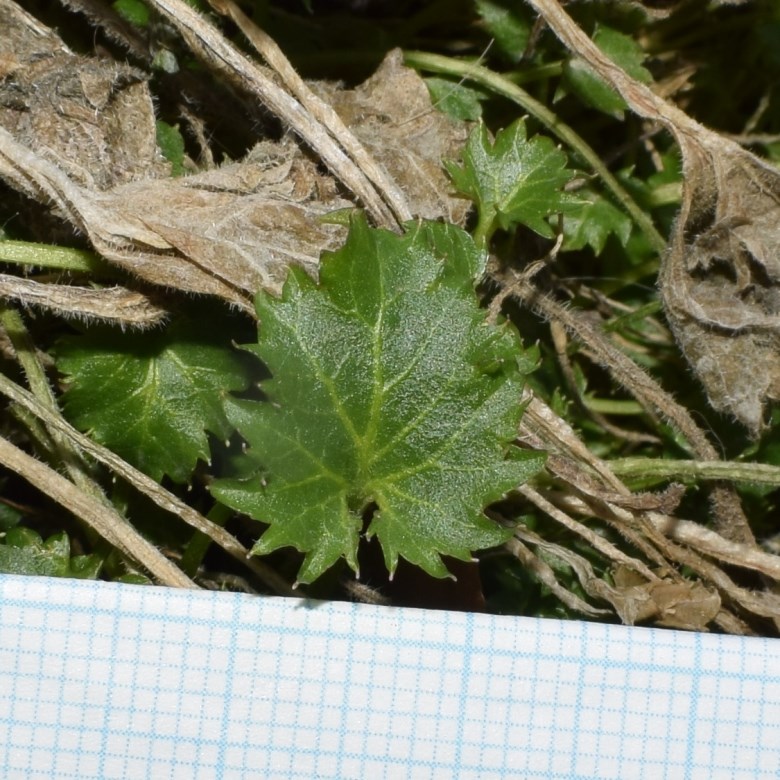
[2,574,780,779]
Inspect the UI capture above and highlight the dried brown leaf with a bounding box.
[0,275,166,326]
[313,51,471,226]
[612,566,721,630]
[529,0,780,436]
[0,0,167,188]
[0,2,467,312]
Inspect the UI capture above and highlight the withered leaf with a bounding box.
[662,151,780,437]
[0,0,167,189]
[528,0,780,437]
[312,50,471,226]
[0,5,469,314]
[612,566,721,631]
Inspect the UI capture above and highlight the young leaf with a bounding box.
[112,0,150,27]
[446,119,580,244]
[211,216,543,585]
[560,190,633,254]
[57,316,253,483]
[475,0,533,63]
[156,121,186,177]
[0,528,102,579]
[562,25,653,119]
[425,77,487,121]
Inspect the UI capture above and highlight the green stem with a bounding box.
[583,396,643,415]
[0,306,59,409]
[472,209,496,249]
[0,240,108,274]
[403,50,668,254]
[0,305,98,495]
[610,457,780,487]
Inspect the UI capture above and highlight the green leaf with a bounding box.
[425,78,486,121]
[156,121,186,177]
[211,216,543,584]
[57,316,253,483]
[563,25,653,119]
[446,119,580,242]
[0,500,23,532]
[0,529,102,579]
[475,0,533,63]
[112,0,150,27]
[560,190,633,254]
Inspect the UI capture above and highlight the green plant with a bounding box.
[211,215,543,584]
[1,0,779,632]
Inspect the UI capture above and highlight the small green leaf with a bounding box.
[563,25,653,119]
[57,316,253,483]
[212,216,543,584]
[112,0,150,27]
[475,0,533,63]
[0,501,23,532]
[425,78,486,121]
[446,119,580,243]
[560,191,633,253]
[0,529,102,579]
[156,121,186,177]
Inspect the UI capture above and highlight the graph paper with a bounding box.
[0,573,778,779]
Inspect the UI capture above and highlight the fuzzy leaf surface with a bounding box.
[211,217,542,584]
[0,528,102,579]
[447,119,580,239]
[57,317,253,483]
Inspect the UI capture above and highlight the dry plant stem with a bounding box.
[514,281,753,541]
[505,536,609,617]
[649,513,780,581]
[550,319,659,446]
[0,305,99,495]
[0,371,296,596]
[519,399,676,571]
[557,492,780,624]
[517,483,660,582]
[145,0,398,228]
[520,388,630,492]
[513,525,667,621]
[518,389,780,627]
[644,531,780,622]
[0,434,196,588]
[0,276,166,327]
[525,0,708,132]
[209,0,412,224]
[524,287,719,460]
[554,491,780,582]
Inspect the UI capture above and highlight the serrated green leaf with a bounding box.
[446,119,580,242]
[211,216,543,584]
[57,317,253,483]
[560,191,633,253]
[563,25,653,119]
[0,529,102,579]
[475,0,533,63]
